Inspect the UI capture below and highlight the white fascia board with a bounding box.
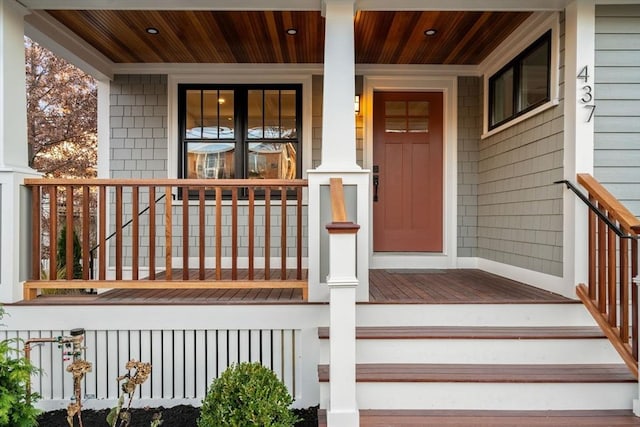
[18,0,322,10]
[356,0,569,11]
[24,10,113,80]
[112,62,324,75]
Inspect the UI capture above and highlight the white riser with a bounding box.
[356,304,596,327]
[320,382,636,410]
[319,339,622,364]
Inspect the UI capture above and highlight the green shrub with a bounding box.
[0,307,40,427]
[198,362,298,427]
[57,225,82,279]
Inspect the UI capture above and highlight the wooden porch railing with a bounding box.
[567,174,640,378]
[23,178,308,301]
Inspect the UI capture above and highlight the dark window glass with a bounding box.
[489,31,551,129]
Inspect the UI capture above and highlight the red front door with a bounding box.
[373,91,443,252]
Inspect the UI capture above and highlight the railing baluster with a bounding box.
[281,186,287,280]
[31,185,41,281]
[296,186,302,280]
[633,239,639,360]
[49,185,58,281]
[132,186,139,280]
[182,186,189,280]
[265,187,271,280]
[248,187,255,280]
[82,186,90,280]
[65,185,74,281]
[215,186,222,281]
[231,187,238,280]
[608,213,617,325]
[115,185,123,280]
[165,186,172,281]
[621,236,630,342]
[149,186,156,280]
[598,209,607,314]
[99,186,106,280]
[588,196,596,299]
[198,188,205,280]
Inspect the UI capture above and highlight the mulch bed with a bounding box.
[37,405,318,426]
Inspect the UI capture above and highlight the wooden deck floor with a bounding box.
[16,269,571,305]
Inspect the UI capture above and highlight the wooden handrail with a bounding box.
[23,178,308,301]
[571,174,640,378]
[577,174,640,233]
[329,177,348,222]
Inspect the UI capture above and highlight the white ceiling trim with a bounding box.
[24,10,114,80]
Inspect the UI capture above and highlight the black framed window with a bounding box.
[179,84,302,180]
[489,30,551,129]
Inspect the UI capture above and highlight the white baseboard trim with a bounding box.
[371,253,451,269]
[475,258,575,299]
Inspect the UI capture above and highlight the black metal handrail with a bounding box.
[555,179,636,239]
[88,193,167,279]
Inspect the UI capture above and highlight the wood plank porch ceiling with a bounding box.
[45,10,531,64]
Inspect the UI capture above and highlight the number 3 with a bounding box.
[581,85,593,103]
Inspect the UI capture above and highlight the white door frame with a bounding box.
[363,75,458,269]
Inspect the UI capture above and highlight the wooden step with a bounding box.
[317,363,635,383]
[318,326,606,340]
[318,409,640,426]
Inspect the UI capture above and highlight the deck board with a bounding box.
[16,269,571,305]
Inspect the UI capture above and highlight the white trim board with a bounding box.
[363,75,458,269]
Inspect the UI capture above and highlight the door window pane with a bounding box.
[385,101,405,116]
[408,117,429,133]
[385,117,406,133]
[264,90,280,137]
[202,90,219,139]
[218,89,235,138]
[281,90,297,138]
[408,101,429,116]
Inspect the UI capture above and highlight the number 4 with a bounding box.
[577,66,589,83]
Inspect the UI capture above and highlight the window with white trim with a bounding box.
[178,84,302,180]
[488,30,551,130]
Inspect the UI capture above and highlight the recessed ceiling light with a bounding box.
[424,29,437,36]
[146,27,159,35]
[286,28,297,36]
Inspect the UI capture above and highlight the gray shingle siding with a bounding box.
[595,5,640,215]
[457,76,480,257]
[476,17,565,277]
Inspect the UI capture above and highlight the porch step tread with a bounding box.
[317,363,635,383]
[317,326,605,339]
[318,409,640,426]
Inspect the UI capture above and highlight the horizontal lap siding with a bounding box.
[476,16,565,277]
[595,5,640,215]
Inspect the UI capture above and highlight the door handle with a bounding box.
[373,175,379,202]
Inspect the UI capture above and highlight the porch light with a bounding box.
[424,29,437,36]
[354,95,360,114]
[286,28,297,35]
[146,27,159,35]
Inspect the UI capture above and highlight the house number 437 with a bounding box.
[578,65,596,122]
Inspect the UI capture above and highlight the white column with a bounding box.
[0,0,40,303]
[318,0,359,171]
[562,0,595,299]
[326,226,359,426]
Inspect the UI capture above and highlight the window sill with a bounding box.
[481,98,559,140]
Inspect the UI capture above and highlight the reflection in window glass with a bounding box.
[218,90,235,138]
[385,117,406,133]
[185,90,202,138]
[408,117,429,133]
[248,90,263,139]
[408,101,429,116]
[248,142,297,179]
[281,90,297,138]
[385,101,405,116]
[519,39,549,111]
[490,68,514,127]
[264,90,279,137]
[202,91,219,139]
[186,142,235,179]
